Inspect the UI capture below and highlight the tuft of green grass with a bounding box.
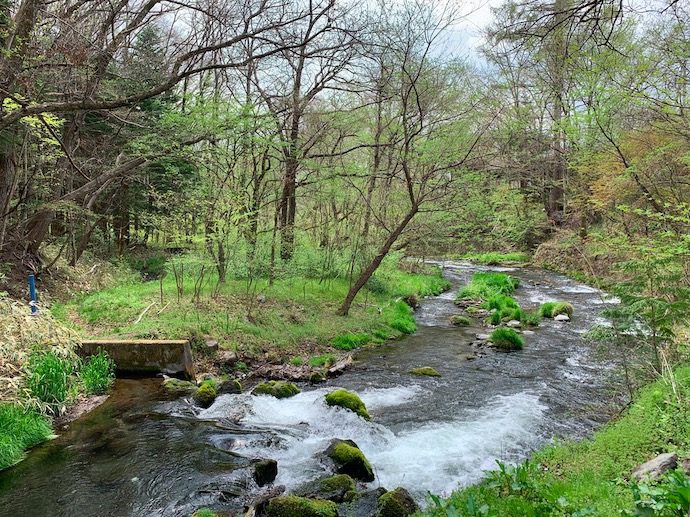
[450,315,472,326]
[79,349,115,395]
[521,311,541,326]
[540,301,557,317]
[332,332,371,350]
[25,350,73,409]
[463,252,530,265]
[387,301,417,334]
[458,272,519,300]
[308,354,336,367]
[539,301,574,318]
[489,328,524,350]
[0,404,53,470]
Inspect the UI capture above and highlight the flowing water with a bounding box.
[0,262,618,517]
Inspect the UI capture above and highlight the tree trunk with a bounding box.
[337,203,419,316]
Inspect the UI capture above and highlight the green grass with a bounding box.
[540,301,574,318]
[462,252,531,265]
[25,350,73,408]
[0,404,53,470]
[332,332,371,351]
[458,272,520,300]
[308,353,336,367]
[59,257,445,362]
[489,327,524,350]
[422,367,690,516]
[79,350,115,395]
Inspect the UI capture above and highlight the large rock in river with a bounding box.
[376,487,419,517]
[325,389,370,420]
[325,439,375,482]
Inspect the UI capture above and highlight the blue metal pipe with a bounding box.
[28,274,37,313]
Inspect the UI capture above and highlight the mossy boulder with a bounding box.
[253,381,301,399]
[325,389,370,420]
[265,496,338,517]
[408,367,441,377]
[193,383,217,408]
[252,458,278,486]
[296,474,356,503]
[162,378,195,391]
[217,378,242,395]
[309,371,326,384]
[376,487,419,517]
[326,439,375,481]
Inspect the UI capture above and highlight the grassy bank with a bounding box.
[56,258,450,366]
[421,356,690,516]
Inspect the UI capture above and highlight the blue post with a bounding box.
[28,274,37,314]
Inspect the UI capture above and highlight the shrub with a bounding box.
[489,328,524,350]
[332,333,370,351]
[364,275,389,294]
[0,403,53,470]
[25,350,73,408]
[79,350,115,395]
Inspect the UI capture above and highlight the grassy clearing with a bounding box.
[421,367,690,516]
[58,260,449,360]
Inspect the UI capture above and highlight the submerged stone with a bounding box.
[253,381,301,399]
[266,495,338,517]
[408,367,441,377]
[376,487,419,517]
[326,439,375,482]
[325,389,370,420]
[253,458,278,486]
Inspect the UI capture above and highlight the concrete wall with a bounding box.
[79,340,195,380]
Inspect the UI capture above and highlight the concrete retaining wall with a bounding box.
[79,340,195,380]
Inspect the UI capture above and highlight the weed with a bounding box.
[489,328,524,350]
[521,311,541,326]
[0,403,53,470]
[540,302,557,317]
[79,349,115,395]
[25,350,74,410]
[308,354,336,367]
[630,469,690,517]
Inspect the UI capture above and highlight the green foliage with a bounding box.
[486,311,502,326]
[253,381,301,399]
[458,273,519,300]
[25,350,74,410]
[489,328,524,350]
[325,389,370,420]
[630,470,690,516]
[388,301,417,334]
[364,275,389,294]
[539,302,557,318]
[79,350,115,395]
[191,509,218,517]
[521,311,541,326]
[308,354,336,367]
[332,333,371,351]
[463,252,531,265]
[0,404,53,470]
[450,315,472,326]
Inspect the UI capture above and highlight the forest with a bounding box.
[1,0,690,516]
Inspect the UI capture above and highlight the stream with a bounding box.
[0,261,618,517]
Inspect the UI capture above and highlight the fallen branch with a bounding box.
[134,302,157,324]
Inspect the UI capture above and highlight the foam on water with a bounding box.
[199,388,547,499]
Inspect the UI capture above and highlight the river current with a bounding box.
[0,261,617,516]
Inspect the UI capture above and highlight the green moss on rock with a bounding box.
[377,487,419,517]
[193,383,217,408]
[162,378,194,391]
[327,439,375,481]
[266,496,338,517]
[408,367,441,377]
[450,315,472,326]
[253,381,301,399]
[325,389,370,420]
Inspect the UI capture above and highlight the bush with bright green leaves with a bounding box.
[79,350,115,395]
[489,328,524,350]
[0,403,53,470]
